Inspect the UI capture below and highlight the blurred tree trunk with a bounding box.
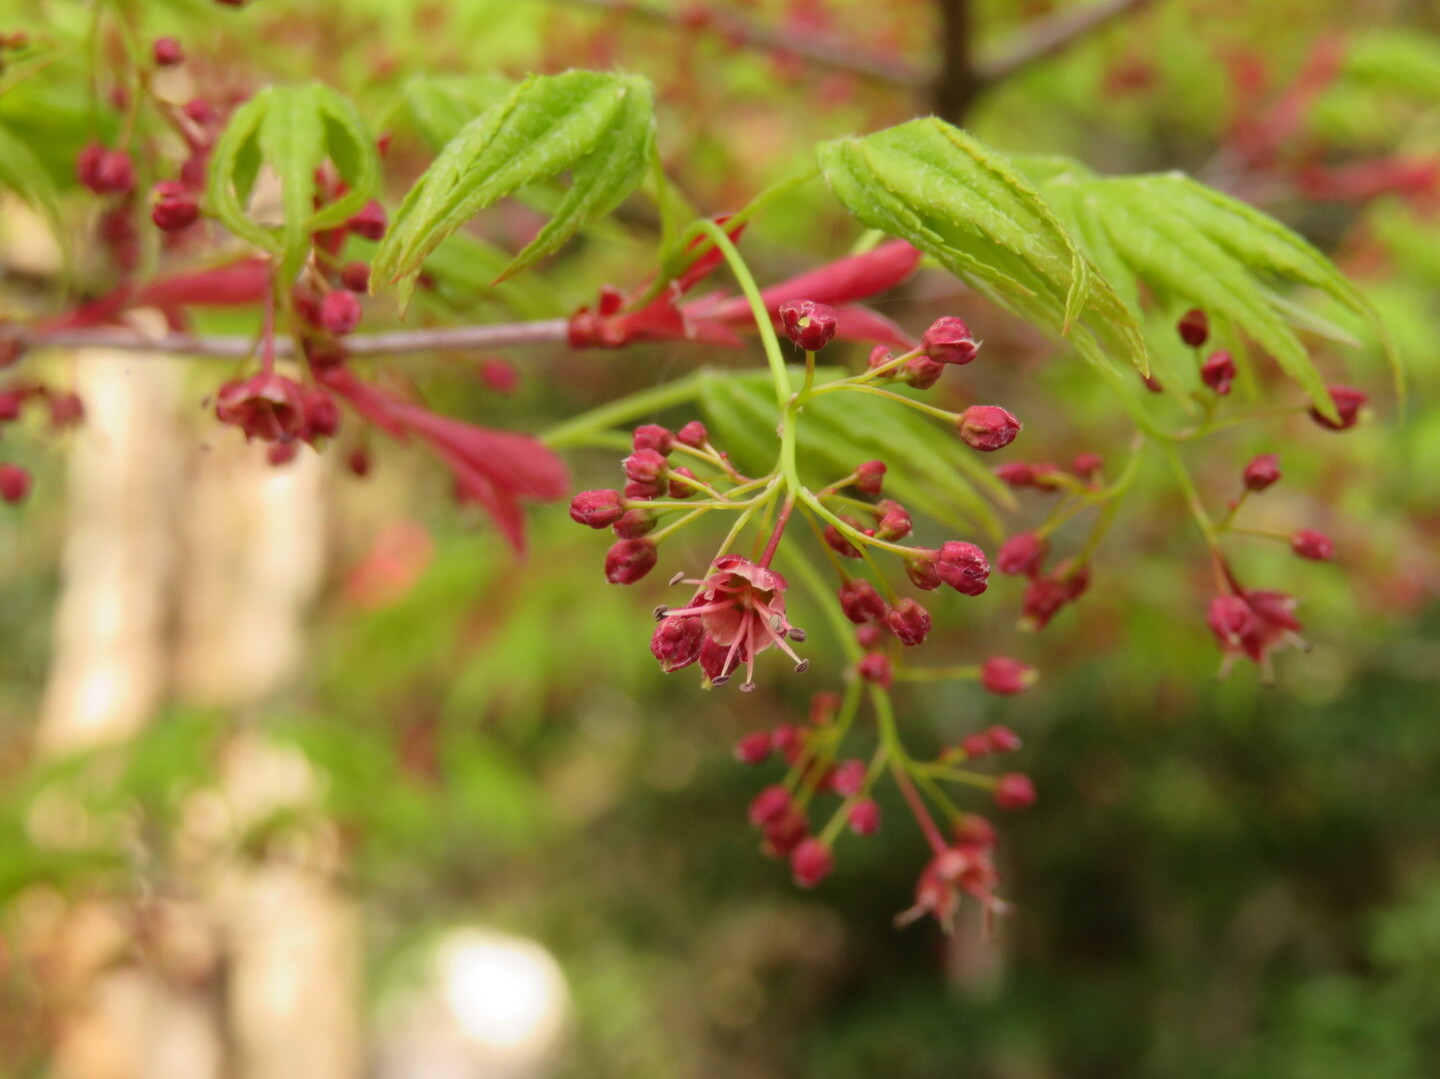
[34,352,359,1079]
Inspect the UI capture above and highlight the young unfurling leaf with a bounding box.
[373,71,656,306]
[1017,158,1397,415]
[207,83,380,282]
[817,119,1148,376]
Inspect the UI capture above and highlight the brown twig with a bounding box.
[10,319,572,361]
[543,0,926,88]
[975,0,1155,86]
[933,0,979,123]
[548,0,1153,105]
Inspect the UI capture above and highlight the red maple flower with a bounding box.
[651,555,808,690]
[1207,589,1307,679]
[896,841,1007,932]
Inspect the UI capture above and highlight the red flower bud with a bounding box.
[667,467,698,498]
[1177,308,1209,348]
[300,389,341,442]
[883,597,932,646]
[790,838,834,887]
[905,551,942,591]
[650,615,704,672]
[838,578,887,624]
[902,355,945,389]
[339,261,370,292]
[604,538,657,584]
[994,462,1037,488]
[936,540,990,596]
[958,405,1021,452]
[854,459,886,496]
[320,290,362,336]
[953,814,996,849]
[856,623,884,650]
[994,772,1036,810]
[479,360,518,395]
[749,785,793,826]
[778,299,837,351]
[874,500,912,541]
[347,200,387,241]
[1243,453,1281,491]
[733,731,773,765]
[1291,529,1334,561]
[980,656,1037,695]
[848,799,882,835]
[1201,349,1236,395]
[153,37,185,66]
[623,448,669,484]
[631,424,674,454]
[346,447,371,477]
[997,532,1046,577]
[77,143,135,196]
[824,520,863,559]
[1072,452,1104,480]
[612,508,656,539]
[922,315,979,365]
[762,808,809,857]
[867,345,894,373]
[985,725,1022,753]
[624,479,663,500]
[676,421,709,448]
[857,652,893,688]
[1022,562,1089,630]
[0,462,32,504]
[151,181,199,232]
[831,759,866,797]
[961,732,990,758]
[183,99,215,125]
[1310,385,1367,431]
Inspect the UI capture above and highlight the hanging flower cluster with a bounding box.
[570,297,1043,927]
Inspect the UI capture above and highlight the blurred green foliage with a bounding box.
[2,0,1439,1077]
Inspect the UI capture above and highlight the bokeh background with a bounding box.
[2,1,1438,1077]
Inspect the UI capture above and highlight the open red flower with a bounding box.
[896,840,1007,932]
[1207,589,1307,679]
[652,555,808,690]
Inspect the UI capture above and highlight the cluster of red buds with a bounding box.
[568,305,1042,927]
[1169,311,1360,678]
[733,691,1035,928]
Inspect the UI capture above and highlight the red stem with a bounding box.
[757,493,795,569]
[892,760,947,853]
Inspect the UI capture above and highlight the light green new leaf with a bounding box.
[373,71,655,305]
[817,118,1147,376]
[208,83,379,282]
[399,74,514,149]
[1018,159,1397,415]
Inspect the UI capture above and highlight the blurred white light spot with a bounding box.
[439,930,568,1057]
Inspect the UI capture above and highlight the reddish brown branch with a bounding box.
[8,319,571,361]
